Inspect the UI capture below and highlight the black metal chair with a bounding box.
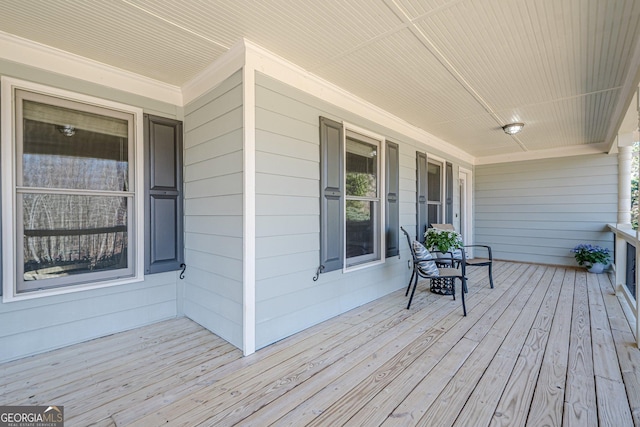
[431,224,494,289]
[401,226,468,316]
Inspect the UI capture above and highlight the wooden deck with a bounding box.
[1,261,639,426]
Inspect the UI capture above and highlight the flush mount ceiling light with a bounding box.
[502,122,524,135]
[56,125,76,137]
[56,125,76,136]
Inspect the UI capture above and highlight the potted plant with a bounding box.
[425,228,463,255]
[571,244,611,273]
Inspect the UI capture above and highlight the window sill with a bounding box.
[2,275,144,303]
[343,258,385,274]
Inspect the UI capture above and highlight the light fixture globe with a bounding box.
[56,125,76,137]
[502,122,524,135]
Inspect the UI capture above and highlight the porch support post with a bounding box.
[617,132,638,346]
[617,137,632,226]
[636,93,640,347]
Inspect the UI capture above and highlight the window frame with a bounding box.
[1,77,145,302]
[342,123,386,272]
[426,156,445,227]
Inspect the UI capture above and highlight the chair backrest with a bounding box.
[400,226,417,261]
[431,223,455,231]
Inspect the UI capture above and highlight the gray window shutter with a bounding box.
[416,152,428,242]
[446,162,453,224]
[319,117,344,273]
[144,114,184,274]
[385,141,399,257]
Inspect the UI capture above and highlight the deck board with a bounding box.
[452,264,556,427]
[563,270,597,427]
[526,268,575,426]
[0,261,638,427]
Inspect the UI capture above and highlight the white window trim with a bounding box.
[459,166,474,256]
[342,122,386,272]
[1,77,145,302]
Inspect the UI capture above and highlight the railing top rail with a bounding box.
[608,223,637,243]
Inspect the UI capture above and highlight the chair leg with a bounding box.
[488,264,494,289]
[461,277,467,316]
[405,269,415,296]
[406,271,419,309]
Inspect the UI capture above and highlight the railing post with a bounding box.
[615,232,627,291]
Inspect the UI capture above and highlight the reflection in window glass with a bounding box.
[346,200,375,259]
[427,161,442,226]
[22,100,129,191]
[14,89,134,293]
[427,162,441,201]
[345,131,380,267]
[346,137,377,198]
[22,194,128,282]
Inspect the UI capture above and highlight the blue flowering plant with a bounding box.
[571,244,611,266]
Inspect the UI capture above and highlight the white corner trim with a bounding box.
[242,65,257,356]
[181,39,247,105]
[0,31,182,105]
[242,40,475,165]
[474,142,612,165]
[1,77,16,299]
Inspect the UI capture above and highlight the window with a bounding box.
[417,153,446,239]
[2,78,144,299]
[319,117,397,273]
[345,130,382,267]
[427,159,443,227]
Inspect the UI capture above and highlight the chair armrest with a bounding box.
[430,249,466,270]
[463,245,492,260]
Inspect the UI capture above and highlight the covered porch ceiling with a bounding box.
[1,0,639,163]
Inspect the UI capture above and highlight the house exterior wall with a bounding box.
[0,59,181,363]
[474,154,618,266]
[183,70,244,348]
[253,73,472,349]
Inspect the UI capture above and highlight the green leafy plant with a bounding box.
[424,228,463,253]
[571,244,611,266]
[346,172,374,197]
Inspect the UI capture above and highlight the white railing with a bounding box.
[608,223,639,346]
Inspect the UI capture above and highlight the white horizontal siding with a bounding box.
[253,73,465,349]
[183,70,244,348]
[0,61,180,363]
[0,274,177,362]
[474,154,617,266]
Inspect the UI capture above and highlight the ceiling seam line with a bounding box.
[405,0,468,24]
[309,24,410,73]
[511,86,624,108]
[386,0,528,151]
[119,0,230,50]
[313,0,460,73]
[431,86,625,126]
[407,25,509,126]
